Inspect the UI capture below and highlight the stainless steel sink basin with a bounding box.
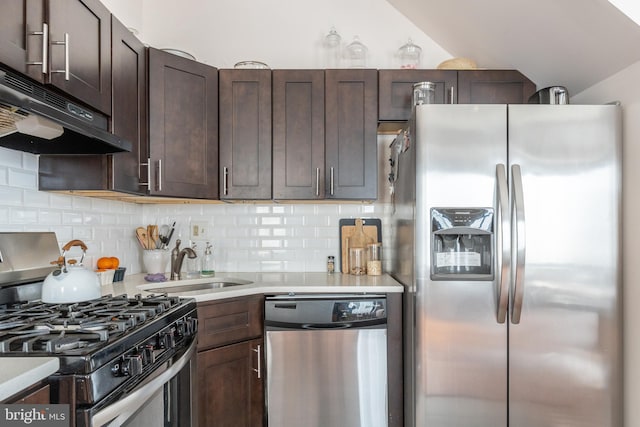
[145,278,253,294]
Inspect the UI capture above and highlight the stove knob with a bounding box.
[159,330,176,349]
[123,355,143,376]
[175,319,186,337]
[140,345,155,365]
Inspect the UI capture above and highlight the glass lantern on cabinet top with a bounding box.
[397,38,422,69]
[343,35,368,68]
[323,26,342,68]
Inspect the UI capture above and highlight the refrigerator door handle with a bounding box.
[510,164,526,324]
[495,164,510,324]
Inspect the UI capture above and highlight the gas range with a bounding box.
[0,294,196,372]
[0,232,198,426]
[0,293,198,426]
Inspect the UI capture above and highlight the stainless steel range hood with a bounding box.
[0,68,131,154]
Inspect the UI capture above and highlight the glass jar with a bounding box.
[413,81,436,106]
[343,36,368,68]
[349,247,367,275]
[324,27,342,68]
[367,242,382,276]
[397,38,421,69]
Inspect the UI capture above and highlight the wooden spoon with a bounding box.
[136,227,149,249]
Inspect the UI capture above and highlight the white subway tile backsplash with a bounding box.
[8,168,37,189]
[10,208,38,224]
[1,145,393,275]
[0,148,23,168]
[0,186,23,206]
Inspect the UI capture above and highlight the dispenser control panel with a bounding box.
[431,208,494,281]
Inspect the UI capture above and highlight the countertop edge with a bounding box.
[0,357,59,402]
[103,272,405,303]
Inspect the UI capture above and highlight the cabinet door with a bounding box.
[378,69,457,121]
[109,15,146,194]
[325,69,378,200]
[148,48,218,199]
[272,70,325,200]
[48,0,112,114]
[457,70,536,104]
[0,0,45,83]
[39,19,147,195]
[197,338,264,427]
[219,69,272,200]
[197,295,264,351]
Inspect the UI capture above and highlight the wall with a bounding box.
[102,0,452,69]
[573,60,640,427]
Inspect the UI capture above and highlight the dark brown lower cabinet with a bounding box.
[196,295,264,426]
[197,338,264,427]
[4,382,50,404]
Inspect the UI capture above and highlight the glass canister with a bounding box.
[343,36,368,68]
[349,247,367,275]
[413,81,436,106]
[324,27,342,68]
[367,242,382,276]
[397,38,422,69]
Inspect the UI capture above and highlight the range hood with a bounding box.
[0,68,131,154]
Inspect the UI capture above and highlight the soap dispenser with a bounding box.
[201,242,215,277]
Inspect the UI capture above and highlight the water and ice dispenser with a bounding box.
[431,208,494,280]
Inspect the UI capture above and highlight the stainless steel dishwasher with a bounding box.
[265,294,388,427]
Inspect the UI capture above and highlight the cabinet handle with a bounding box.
[51,33,69,81]
[156,159,162,191]
[330,167,334,196]
[223,167,229,196]
[252,344,261,379]
[26,23,48,74]
[315,168,320,197]
[139,158,151,192]
[449,86,455,104]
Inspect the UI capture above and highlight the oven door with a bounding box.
[87,338,196,427]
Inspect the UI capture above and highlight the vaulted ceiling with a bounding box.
[387,0,640,96]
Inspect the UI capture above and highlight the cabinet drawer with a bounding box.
[5,382,50,404]
[197,295,264,351]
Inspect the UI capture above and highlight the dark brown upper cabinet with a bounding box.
[378,69,457,121]
[219,69,272,200]
[148,48,219,199]
[456,70,536,104]
[0,0,112,114]
[378,69,536,121]
[325,69,378,200]
[39,15,146,195]
[272,70,325,200]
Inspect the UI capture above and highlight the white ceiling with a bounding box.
[386,0,640,96]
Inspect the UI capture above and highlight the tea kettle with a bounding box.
[41,239,101,303]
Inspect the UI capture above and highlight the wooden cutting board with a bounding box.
[339,218,382,273]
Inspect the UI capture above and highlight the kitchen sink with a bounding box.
[145,278,253,294]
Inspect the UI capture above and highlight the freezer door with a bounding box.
[508,104,622,427]
[414,104,508,427]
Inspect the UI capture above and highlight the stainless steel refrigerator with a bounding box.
[389,104,622,427]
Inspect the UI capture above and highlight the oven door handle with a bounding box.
[91,338,196,427]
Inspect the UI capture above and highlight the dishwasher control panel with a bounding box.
[332,300,385,322]
[265,295,386,327]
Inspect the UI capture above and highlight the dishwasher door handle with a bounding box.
[302,323,352,330]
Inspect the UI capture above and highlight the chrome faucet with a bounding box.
[170,239,197,280]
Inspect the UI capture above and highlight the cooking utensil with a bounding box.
[166,221,176,247]
[136,227,149,249]
[147,225,159,249]
[41,239,101,303]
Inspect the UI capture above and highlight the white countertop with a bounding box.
[101,272,404,302]
[0,357,59,401]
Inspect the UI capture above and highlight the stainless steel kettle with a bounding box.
[41,239,101,303]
